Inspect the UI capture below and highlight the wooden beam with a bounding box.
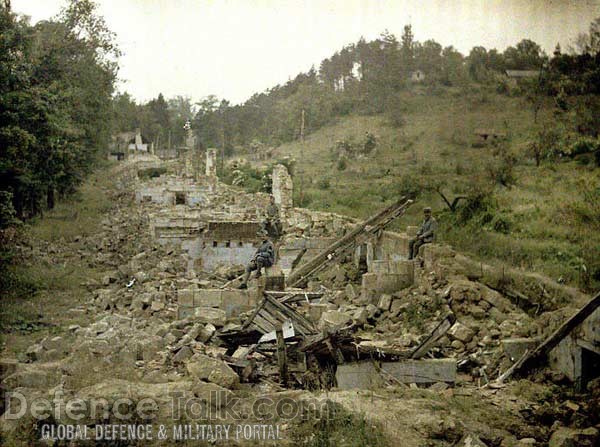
[286,197,413,287]
[500,290,600,381]
[410,313,456,359]
[276,329,288,386]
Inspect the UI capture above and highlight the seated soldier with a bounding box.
[408,207,437,260]
[239,234,275,289]
[261,196,281,238]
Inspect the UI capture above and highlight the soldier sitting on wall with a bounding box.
[239,232,275,289]
[408,207,437,260]
[261,195,282,238]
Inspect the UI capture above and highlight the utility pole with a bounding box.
[300,109,305,143]
[299,109,305,206]
[221,126,225,171]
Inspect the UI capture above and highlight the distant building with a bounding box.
[410,69,425,82]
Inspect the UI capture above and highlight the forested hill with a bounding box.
[112,21,600,162]
[0,0,119,222]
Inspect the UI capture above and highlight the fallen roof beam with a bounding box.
[498,290,600,382]
[286,197,413,287]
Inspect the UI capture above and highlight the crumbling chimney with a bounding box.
[272,164,293,216]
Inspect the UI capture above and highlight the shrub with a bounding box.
[486,150,517,187]
[336,157,348,171]
[317,178,331,190]
[395,173,422,198]
[137,167,167,179]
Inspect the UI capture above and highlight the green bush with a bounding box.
[317,178,331,190]
[137,167,167,179]
[336,157,348,171]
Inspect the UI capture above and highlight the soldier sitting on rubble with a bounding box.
[261,195,282,238]
[239,232,275,289]
[408,207,437,260]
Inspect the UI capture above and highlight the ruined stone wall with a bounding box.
[272,164,293,215]
[206,148,217,177]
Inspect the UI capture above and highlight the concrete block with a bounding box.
[177,289,195,307]
[194,289,222,307]
[177,306,195,320]
[371,260,390,274]
[502,338,539,362]
[378,294,392,311]
[194,307,227,326]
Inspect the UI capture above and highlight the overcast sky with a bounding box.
[12,0,600,105]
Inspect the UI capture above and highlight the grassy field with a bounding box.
[0,165,115,354]
[269,87,599,291]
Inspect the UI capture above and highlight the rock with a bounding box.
[151,300,166,311]
[378,294,392,311]
[172,346,193,363]
[457,433,487,447]
[353,308,369,326]
[40,349,65,362]
[549,427,598,447]
[3,365,62,389]
[186,354,239,389]
[518,439,537,446]
[345,283,358,300]
[390,299,408,315]
[429,382,449,392]
[490,307,508,324]
[319,311,352,330]
[194,307,227,326]
[25,344,44,362]
[41,336,67,352]
[470,305,486,320]
[451,340,465,351]
[448,322,474,343]
[366,304,379,319]
[134,271,148,283]
[308,303,328,322]
[501,338,539,362]
[198,324,216,343]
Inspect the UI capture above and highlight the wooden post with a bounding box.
[276,329,288,386]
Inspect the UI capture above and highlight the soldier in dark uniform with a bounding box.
[408,207,437,260]
[239,234,275,289]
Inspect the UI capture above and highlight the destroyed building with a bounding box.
[2,150,599,447]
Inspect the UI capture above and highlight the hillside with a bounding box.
[267,87,599,291]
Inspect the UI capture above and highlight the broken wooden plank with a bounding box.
[503,290,600,380]
[276,329,288,386]
[336,359,456,389]
[410,313,456,359]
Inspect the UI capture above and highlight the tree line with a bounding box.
[0,0,119,225]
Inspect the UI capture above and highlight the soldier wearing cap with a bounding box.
[408,207,437,260]
[239,232,275,289]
